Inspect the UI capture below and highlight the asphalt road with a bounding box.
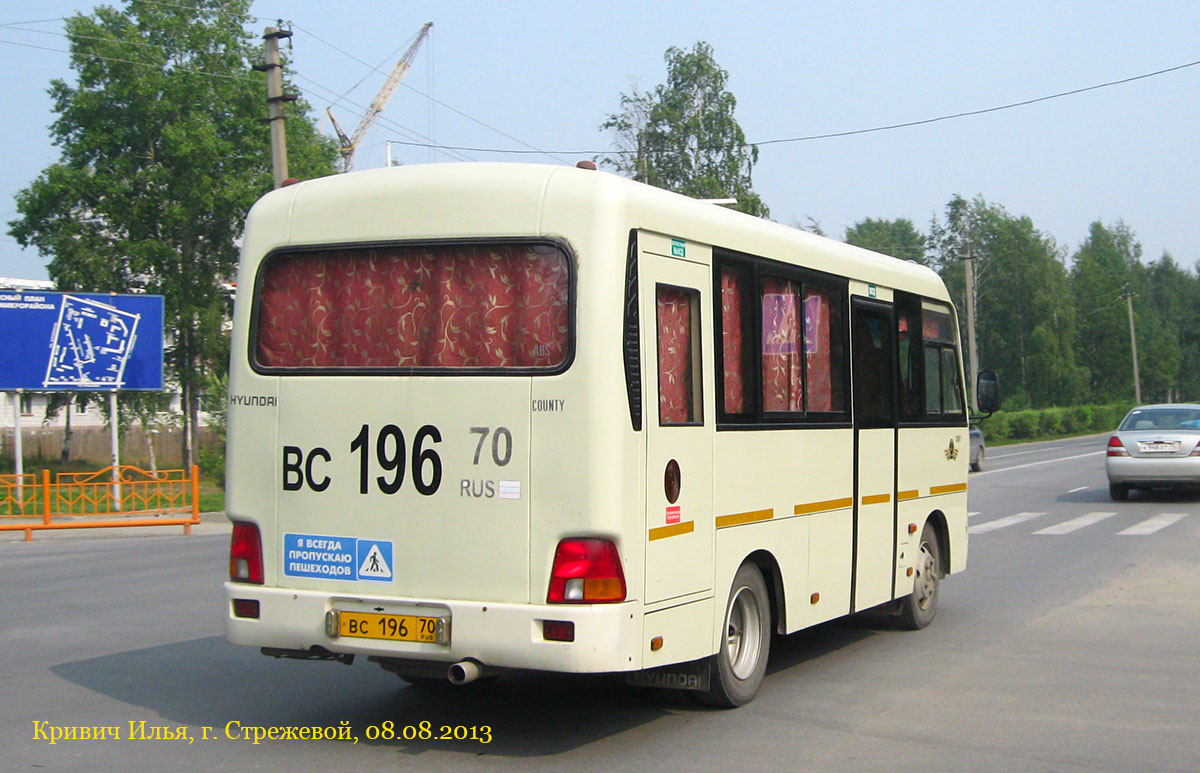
[2,433,1197,771]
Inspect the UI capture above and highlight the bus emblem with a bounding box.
[945,439,959,461]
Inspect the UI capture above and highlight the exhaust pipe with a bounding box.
[447,659,483,685]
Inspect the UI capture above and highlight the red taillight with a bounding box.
[547,538,626,603]
[542,620,575,642]
[1107,436,1128,457]
[229,521,264,584]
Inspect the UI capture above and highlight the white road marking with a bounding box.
[1067,486,1088,493]
[969,512,1045,534]
[968,511,981,518]
[972,450,1104,477]
[1117,513,1188,536]
[988,439,1105,460]
[1034,512,1118,535]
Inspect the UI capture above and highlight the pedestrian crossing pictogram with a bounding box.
[358,542,393,580]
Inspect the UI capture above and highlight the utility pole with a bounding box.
[1125,291,1141,403]
[963,238,980,413]
[256,27,296,189]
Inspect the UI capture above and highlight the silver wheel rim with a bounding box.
[725,585,762,680]
[913,540,938,611]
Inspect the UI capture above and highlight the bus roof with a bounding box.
[244,162,949,302]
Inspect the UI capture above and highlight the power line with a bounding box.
[290,23,572,165]
[0,37,260,82]
[756,58,1200,146]
[0,22,475,165]
[0,17,67,27]
[114,0,273,22]
[1,21,199,52]
[291,73,475,163]
[1,15,565,166]
[362,56,1200,156]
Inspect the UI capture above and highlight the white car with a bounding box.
[1105,404,1200,500]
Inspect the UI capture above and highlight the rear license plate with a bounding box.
[1139,441,1179,453]
[335,611,445,643]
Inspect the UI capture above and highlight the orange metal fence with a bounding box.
[0,465,201,541]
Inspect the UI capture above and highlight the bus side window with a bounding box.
[921,305,964,418]
[897,309,923,420]
[719,266,752,416]
[656,285,703,425]
[761,276,804,413]
[803,285,844,413]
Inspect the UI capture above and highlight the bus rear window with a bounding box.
[254,242,570,371]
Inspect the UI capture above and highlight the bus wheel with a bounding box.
[899,522,940,630]
[698,562,770,707]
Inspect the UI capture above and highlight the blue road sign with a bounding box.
[0,291,164,391]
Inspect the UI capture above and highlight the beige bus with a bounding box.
[224,162,986,706]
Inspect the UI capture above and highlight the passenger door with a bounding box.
[851,298,897,611]
[639,239,714,605]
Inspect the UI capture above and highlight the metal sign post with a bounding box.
[11,391,21,477]
[110,390,121,511]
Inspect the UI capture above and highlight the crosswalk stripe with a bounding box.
[1117,513,1188,536]
[1034,512,1118,535]
[969,512,1045,534]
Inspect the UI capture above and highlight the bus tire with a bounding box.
[898,522,940,630]
[698,562,771,707]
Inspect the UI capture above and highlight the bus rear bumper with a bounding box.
[225,583,642,674]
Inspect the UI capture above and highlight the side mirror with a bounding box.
[976,370,1000,415]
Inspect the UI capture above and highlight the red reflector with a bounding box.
[1107,436,1128,457]
[229,521,264,584]
[543,620,575,642]
[232,599,260,619]
[547,538,626,603]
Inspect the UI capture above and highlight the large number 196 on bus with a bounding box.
[224,162,995,706]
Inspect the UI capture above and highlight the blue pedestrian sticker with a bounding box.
[283,533,393,582]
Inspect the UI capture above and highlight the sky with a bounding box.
[1,1,1197,281]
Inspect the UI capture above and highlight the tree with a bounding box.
[1132,252,1200,402]
[844,217,927,264]
[601,42,768,217]
[8,0,338,468]
[931,195,1083,409]
[1070,222,1142,403]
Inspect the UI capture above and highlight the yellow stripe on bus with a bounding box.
[861,493,891,506]
[897,490,920,501]
[794,497,854,516]
[929,482,968,496]
[648,521,695,541]
[715,509,774,529]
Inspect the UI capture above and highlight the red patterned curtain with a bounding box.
[761,277,803,412]
[720,268,746,414]
[657,286,694,424]
[803,286,835,412]
[923,310,954,343]
[256,244,568,369]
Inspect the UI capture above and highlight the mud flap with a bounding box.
[625,656,711,692]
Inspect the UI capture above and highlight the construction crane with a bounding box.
[327,22,432,172]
